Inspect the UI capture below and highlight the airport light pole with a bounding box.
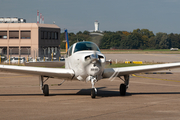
[18,48,21,65]
[0,48,3,64]
[9,48,13,64]
[36,49,38,62]
[43,47,47,61]
[51,47,54,61]
[26,48,30,62]
[58,47,61,61]
[0,48,3,54]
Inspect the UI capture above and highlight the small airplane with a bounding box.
[1,41,180,98]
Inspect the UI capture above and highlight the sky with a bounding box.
[1,0,180,34]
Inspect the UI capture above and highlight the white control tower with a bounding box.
[94,21,99,32]
[90,20,103,36]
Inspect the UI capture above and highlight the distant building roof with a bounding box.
[0,23,60,29]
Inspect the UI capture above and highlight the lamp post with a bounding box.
[18,48,21,65]
[33,49,37,62]
[26,48,30,62]
[0,48,3,55]
[9,48,13,64]
[43,47,47,61]
[51,47,54,61]
[0,48,3,64]
[59,47,61,61]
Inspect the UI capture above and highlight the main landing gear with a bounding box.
[90,75,129,98]
[39,76,49,96]
[90,76,97,99]
[119,75,129,96]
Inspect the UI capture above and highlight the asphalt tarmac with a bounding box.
[1,54,180,120]
[105,54,180,63]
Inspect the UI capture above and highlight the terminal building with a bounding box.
[0,23,61,60]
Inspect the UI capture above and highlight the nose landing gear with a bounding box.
[90,76,97,98]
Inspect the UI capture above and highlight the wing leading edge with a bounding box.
[24,61,65,68]
[103,62,180,78]
[0,65,74,79]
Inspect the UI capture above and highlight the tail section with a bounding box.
[65,29,70,52]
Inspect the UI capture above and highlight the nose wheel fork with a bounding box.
[91,77,97,98]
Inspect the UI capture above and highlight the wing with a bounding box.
[103,62,180,78]
[0,65,74,79]
[24,61,65,68]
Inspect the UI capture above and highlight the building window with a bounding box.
[55,32,58,40]
[41,31,44,39]
[0,31,7,39]
[21,31,31,39]
[20,47,31,55]
[9,47,19,55]
[0,47,7,55]
[51,32,55,39]
[48,47,51,54]
[44,31,48,39]
[41,31,59,40]
[55,47,57,53]
[9,31,19,39]
[42,47,48,56]
[48,32,51,39]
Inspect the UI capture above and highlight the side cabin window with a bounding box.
[67,45,73,56]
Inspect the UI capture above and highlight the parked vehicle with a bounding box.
[0,55,7,63]
[4,57,26,64]
[60,57,65,61]
[28,57,41,62]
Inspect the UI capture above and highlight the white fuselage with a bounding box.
[65,42,106,81]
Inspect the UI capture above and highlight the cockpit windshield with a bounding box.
[74,42,100,53]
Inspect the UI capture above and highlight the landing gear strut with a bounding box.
[90,76,97,98]
[39,76,49,96]
[119,75,129,96]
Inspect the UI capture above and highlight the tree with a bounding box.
[139,29,154,38]
[83,30,90,35]
[168,33,180,48]
[148,37,156,49]
[154,32,163,49]
[59,29,180,50]
[122,31,130,36]
[159,33,169,49]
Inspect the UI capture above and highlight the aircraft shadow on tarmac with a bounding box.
[1,87,180,97]
[75,89,180,98]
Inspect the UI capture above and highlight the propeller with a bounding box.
[83,51,99,68]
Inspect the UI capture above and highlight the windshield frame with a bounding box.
[73,42,100,53]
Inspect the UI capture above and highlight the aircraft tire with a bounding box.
[120,84,126,96]
[91,88,96,98]
[43,84,49,96]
